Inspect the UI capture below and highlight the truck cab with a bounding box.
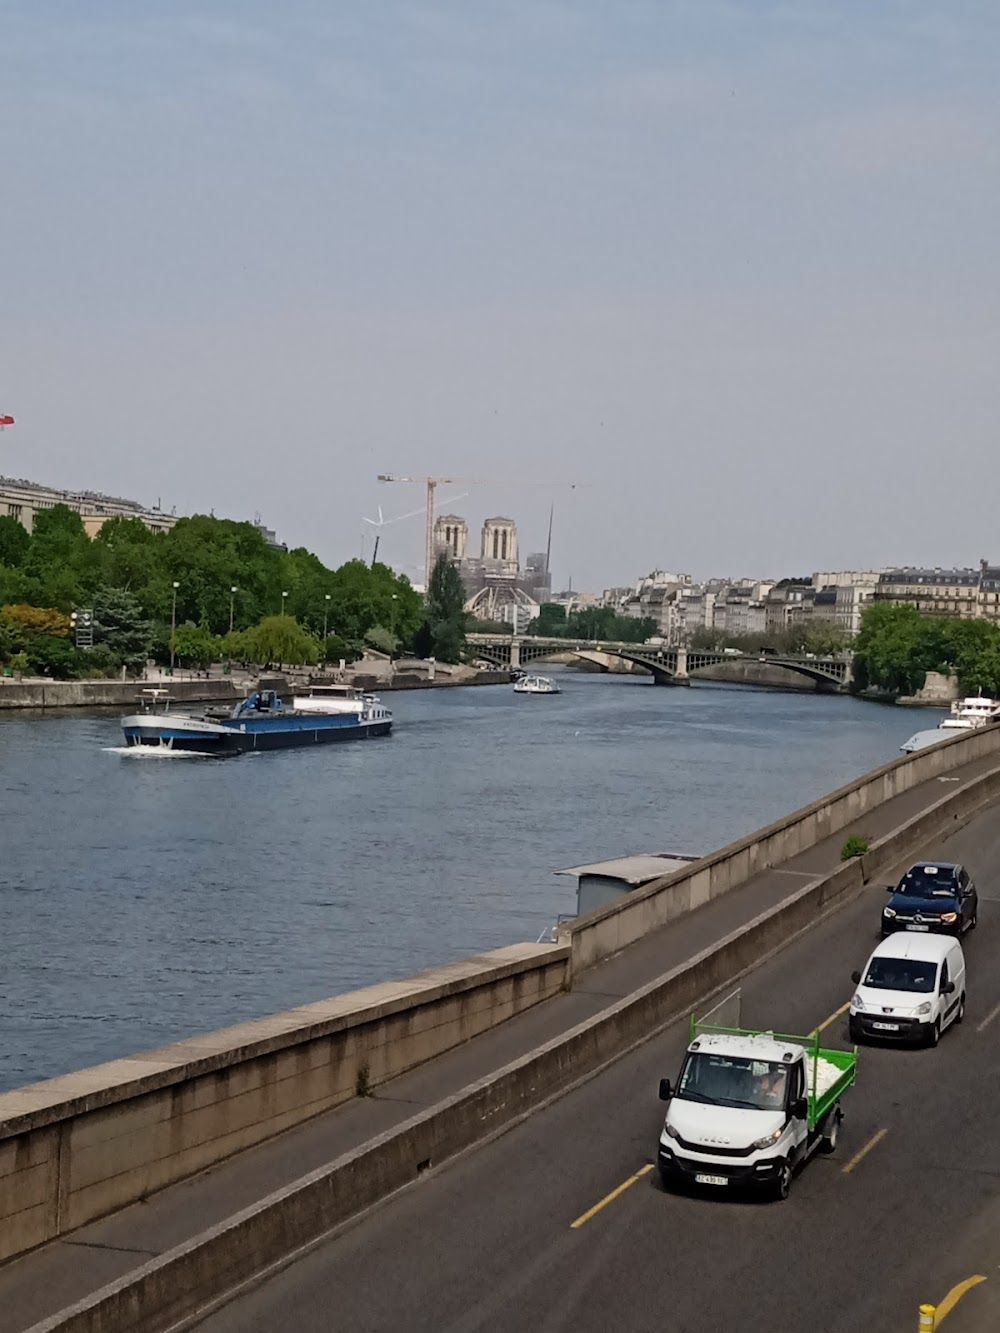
[657,1028,854,1201]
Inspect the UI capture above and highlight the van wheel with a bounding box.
[955,993,966,1025]
[928,1019,941,1048]
[775,1161,792,1201]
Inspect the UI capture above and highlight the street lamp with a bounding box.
[323,593,331,639]
[229,586,237,634]
[281,590,289,616]
[170,581,180,673]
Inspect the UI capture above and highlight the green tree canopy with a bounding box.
[245,615,320,667]
[424,554,468,663]
[92,586,152,673]
[0,515,30,567]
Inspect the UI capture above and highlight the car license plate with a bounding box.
[872,1022,899,1031]
[694,1174,728,1186]
[906,923,930,931]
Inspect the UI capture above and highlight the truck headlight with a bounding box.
[883,907,896,918]
[852,993,865,1010]
[916,1001,932,1015]
[940,912,958,923]
[662,1122,679,1140]
[751,1127,784,1151]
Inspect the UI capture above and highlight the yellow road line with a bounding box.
[975,999,1000,1034]
[570,1164,654,1229]
[812,1001,851,1036]
[934,1274,987,1325]
[842,1126,888,1174]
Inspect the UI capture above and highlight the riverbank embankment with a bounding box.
[0,664,509,710]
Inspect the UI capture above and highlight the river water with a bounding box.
[0,672,942,1091]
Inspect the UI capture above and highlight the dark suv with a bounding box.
[881,862,978,938]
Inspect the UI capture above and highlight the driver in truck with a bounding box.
[757,1066,787,1108]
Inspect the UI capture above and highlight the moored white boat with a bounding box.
[900,694,1000,753]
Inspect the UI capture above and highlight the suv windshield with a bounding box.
[676,1053,789,1111]
[863,958,937,992]
[896,866,958,898]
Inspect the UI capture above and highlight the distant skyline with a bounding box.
[3,2,998,590]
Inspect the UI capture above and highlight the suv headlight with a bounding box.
[751,1127,784,1151]
[940,912,958,923]
[852,993,865,1010]
[662,1122,679,1139]
[883,907,896,918]
[916,1001,932,1015]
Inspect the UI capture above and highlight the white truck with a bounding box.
[657,1004,857,1201]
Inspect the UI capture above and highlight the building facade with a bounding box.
[873,567,983,619]
[0,475,178,537]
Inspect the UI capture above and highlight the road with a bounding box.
[196,806,1000,1333]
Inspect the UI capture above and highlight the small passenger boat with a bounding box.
[513,674,561,695]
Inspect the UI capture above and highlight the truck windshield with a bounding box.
[863,958,937,992]
[676,1053,789,1111]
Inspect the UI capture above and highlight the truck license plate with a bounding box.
[872,1022,898,1031]
[695,1174,728,1186]
[906,923,930,932]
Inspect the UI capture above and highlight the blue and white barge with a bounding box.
[120,685,392,754]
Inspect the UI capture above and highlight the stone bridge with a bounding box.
[466,635,853,690]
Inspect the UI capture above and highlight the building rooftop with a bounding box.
[555,852,700,885]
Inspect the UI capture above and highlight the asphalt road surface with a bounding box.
[196,805,1000,1333]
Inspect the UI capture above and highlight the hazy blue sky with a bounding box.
[2,2,998,589]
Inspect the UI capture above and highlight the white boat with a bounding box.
[513,674,561,695]
[900,695,1000,752]
[938,695,1000,731]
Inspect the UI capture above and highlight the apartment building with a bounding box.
[0,475,177,537]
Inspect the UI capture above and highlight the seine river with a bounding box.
[0,672,942,1091]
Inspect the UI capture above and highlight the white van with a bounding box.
[849,933,966,1047]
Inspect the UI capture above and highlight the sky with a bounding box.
[1,1,998,591]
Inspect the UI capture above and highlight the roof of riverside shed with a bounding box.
[554,853,700,886]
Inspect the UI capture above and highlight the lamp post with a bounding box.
[229,586,237,635]
[170,581,180,674]
[281,590,288,617]
[323,593,331,639]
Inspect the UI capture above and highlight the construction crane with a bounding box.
[376,474,579,587]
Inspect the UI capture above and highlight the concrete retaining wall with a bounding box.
[0,679,243,710]
[0,943,568,1265]
[560,725,1000,973]
[33,761,1000,1333]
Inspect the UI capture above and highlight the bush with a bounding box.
[840,835,870,861]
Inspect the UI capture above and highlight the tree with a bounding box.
[364,625,399,656]
[1,603,72,642]
[852,604,936,696]
[533,603,567,636]
[244,615,320,667]
[92,586,152,673]
[424,554,468,663]
[0,516,29,567]
[24,635,81,679]
[172,623,221,669]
